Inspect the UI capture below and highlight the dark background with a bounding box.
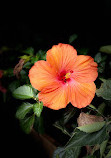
[1,1,111,157]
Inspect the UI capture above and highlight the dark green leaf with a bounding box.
[100,139,108,158]
[96,79,111,100]
[16,102,33,119]
[34,115,44,134]
[94,52,102,63]
[99,45,111,54]
[33,102,43,117]
[8,80,20,92]
[23,47,34,56]
[69,34,78,44]
[20,115,35,134]
[13,85,34,99]
[65,125,108,149]
[97,102,106,115]
[53,146,81,158]
[105,148,111,158]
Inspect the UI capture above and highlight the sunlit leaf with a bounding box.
[13,85,34,99]
[77,121,106,133]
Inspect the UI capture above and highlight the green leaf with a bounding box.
[34,115,44,134]
[20,115,35,134]
[97,102,106,115]
[77,121,106,133]
[13,85,34,99]
[94,52,102,63]
[105,148,111,158]
[65,125,108,149]
[16,102,33,119]
[53,146,81,158]
[99,45,111,54]
[19,55,31,62]
[100,139,108,158]
[33,102,43,117]
[23,47,34,56]
[96,79,111,100]
[8,80,20,92]
[69,34,78,44]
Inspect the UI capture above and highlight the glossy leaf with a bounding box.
[33,102,43,117]
[16,102,33,119]
[77,121,106,133]
[13,85,34,99]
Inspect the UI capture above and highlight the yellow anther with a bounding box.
[65,72,71,79]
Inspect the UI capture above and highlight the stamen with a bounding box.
[65,72,71,79]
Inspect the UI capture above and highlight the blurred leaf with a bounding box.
[77,121,106,133]
[8,80,20,92]
[13,85,34,99]
[105,148,111,158]
[89,104,97,110]
[69,34,78,44]
[36,50,46,60]
[100,139,108,158]
[33,102,43,117]
[19,55,31,62]
[23,61,32,69]
[20,115,35,134]
[22,47,34,56]
[30,56,39,64]
[83,156,96,158]
[78,47,89,55]
[99,45,111,54]
[96,79,111,100]
[16,102,33,119]
[94,52,102,63]
[98,61,105,73]
[97,102,106,115]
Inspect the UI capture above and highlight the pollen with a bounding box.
[65,72,71,79]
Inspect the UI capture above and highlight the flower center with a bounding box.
[58,70,73,83]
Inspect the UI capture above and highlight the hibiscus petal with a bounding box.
[69,81,96,108]
[72,55,98,83]
[38,84,69,110]
[46,43,77,72]
[29,60,58,91]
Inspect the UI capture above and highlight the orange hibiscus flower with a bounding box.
[29,43,98,110]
